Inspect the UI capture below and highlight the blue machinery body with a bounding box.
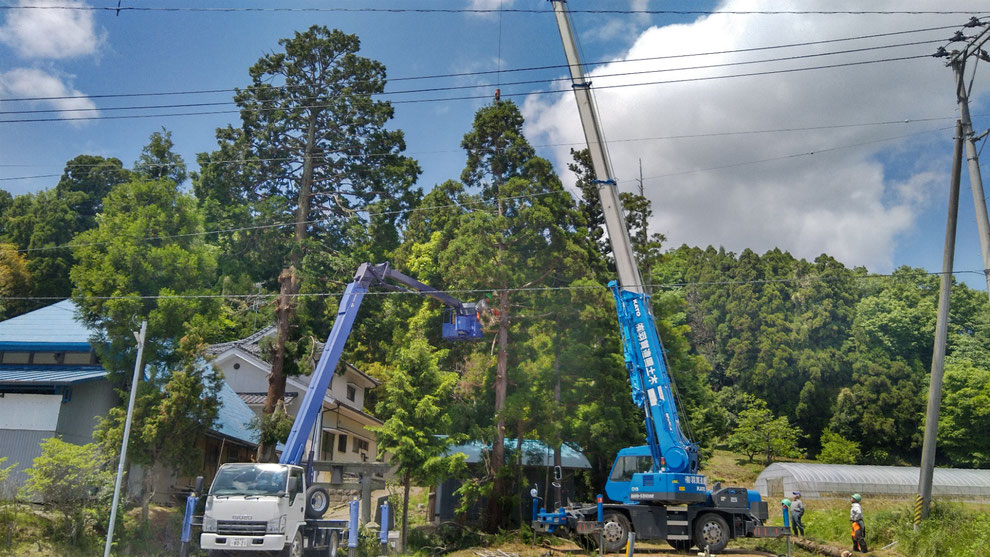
[280,262,482,471]
[609,281,705,503]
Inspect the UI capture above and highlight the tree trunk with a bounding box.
[400,469,411,553]
[140,462,156,523]
[258,267,299,462]
[485,286,510,531]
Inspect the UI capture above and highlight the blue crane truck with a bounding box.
[533,2,788,553]
[200,262,482,556]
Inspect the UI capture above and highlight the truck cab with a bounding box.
[201,463,311,555]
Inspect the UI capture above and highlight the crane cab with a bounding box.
[442,306,483,341]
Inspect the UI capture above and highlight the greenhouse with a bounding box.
[755,462,990,501]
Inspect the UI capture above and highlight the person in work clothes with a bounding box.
[850,493,867,552]
[790,491,805,536]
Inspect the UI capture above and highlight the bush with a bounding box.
[817,430,860,464]
[19,437,113,546]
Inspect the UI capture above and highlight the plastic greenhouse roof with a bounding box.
[755,462,990,500]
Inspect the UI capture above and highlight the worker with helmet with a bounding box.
[849,493,867,552]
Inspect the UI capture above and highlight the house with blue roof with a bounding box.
[0,300,260,501]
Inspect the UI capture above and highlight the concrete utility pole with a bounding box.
[916,121,963,528]
[104,320,148,557]
[939,20,990,298]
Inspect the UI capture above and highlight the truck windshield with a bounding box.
[609,455,655,482]
[210,464,288,496]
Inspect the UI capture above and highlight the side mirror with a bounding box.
[194,476,205,497]
[554,466,562,481]
[287,477,299,494]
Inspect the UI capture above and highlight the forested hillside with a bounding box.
[3,25,989,534]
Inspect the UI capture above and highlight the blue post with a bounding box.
[532,497,539,522]
[178,494,197,557]
[348,498,359,557]
[596,494,603,523]
[782,506,790,529]
[380,501,390,554]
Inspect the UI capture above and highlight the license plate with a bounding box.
[231,538,249,547]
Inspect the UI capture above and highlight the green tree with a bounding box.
[0,243,30,319]
[20,438,112,545]
[439,100,587,530]
[370,318,466,551]
[201,26,420,461]
[134,128,187,185]
[70,177,223,520]
[817,430,860,464]
[937,363,990,468]
[728,400,802,465]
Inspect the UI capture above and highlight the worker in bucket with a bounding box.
[790,491,805,536]
[849,493,867,552]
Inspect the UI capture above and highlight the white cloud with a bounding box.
[0,0,105,59]
[467,0,515,18]
[523,0,987,271]
[0,67,98,125]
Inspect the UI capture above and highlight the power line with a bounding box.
[0,114,960,180]
[0,5,986,16]
[0,53,934,124]
[0,37,945,117]
[0,22,966,105]
[7,123,952,253]
[1,268,986,304]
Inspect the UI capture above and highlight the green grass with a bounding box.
[763,498,990,557]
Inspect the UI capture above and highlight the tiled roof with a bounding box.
[0,300,92,349]
[239,392,298,406]
[0,365,106,385]
[214,381,260,446]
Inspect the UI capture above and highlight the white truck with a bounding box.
[200,462,344,556]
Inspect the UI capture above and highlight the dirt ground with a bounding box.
[445,540,800,557]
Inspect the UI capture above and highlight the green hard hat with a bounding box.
[781,498,791,507]
[851,493,862,502]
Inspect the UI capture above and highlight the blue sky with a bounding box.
[2,1,990,288]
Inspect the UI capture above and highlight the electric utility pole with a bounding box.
[916,121,963,527]
[935,18,990,298]
[104,320,147,557]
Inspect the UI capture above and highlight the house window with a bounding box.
[1,352,29,364]
[321,431,335,461]
[353,438,369,454]
[338,434,348,453]
[346,384,356,402]
[63,352,94,365]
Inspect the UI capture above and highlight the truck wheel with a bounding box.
[600,511,631,554]
[327,529,340,557]
[280,529,304,557]
[693,513,729,553]
[306,485,331,519]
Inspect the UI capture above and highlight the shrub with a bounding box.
[20,437,113,545]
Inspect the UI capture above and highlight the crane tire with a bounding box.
[600,511,631,554]
[693,513,729,554]
[306,485,331,518]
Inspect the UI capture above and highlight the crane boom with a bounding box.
[280,262,481,469]
[550,0,701,492]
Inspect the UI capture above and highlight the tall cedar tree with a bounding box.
[441,100,586,530]
[213,26,420,461]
